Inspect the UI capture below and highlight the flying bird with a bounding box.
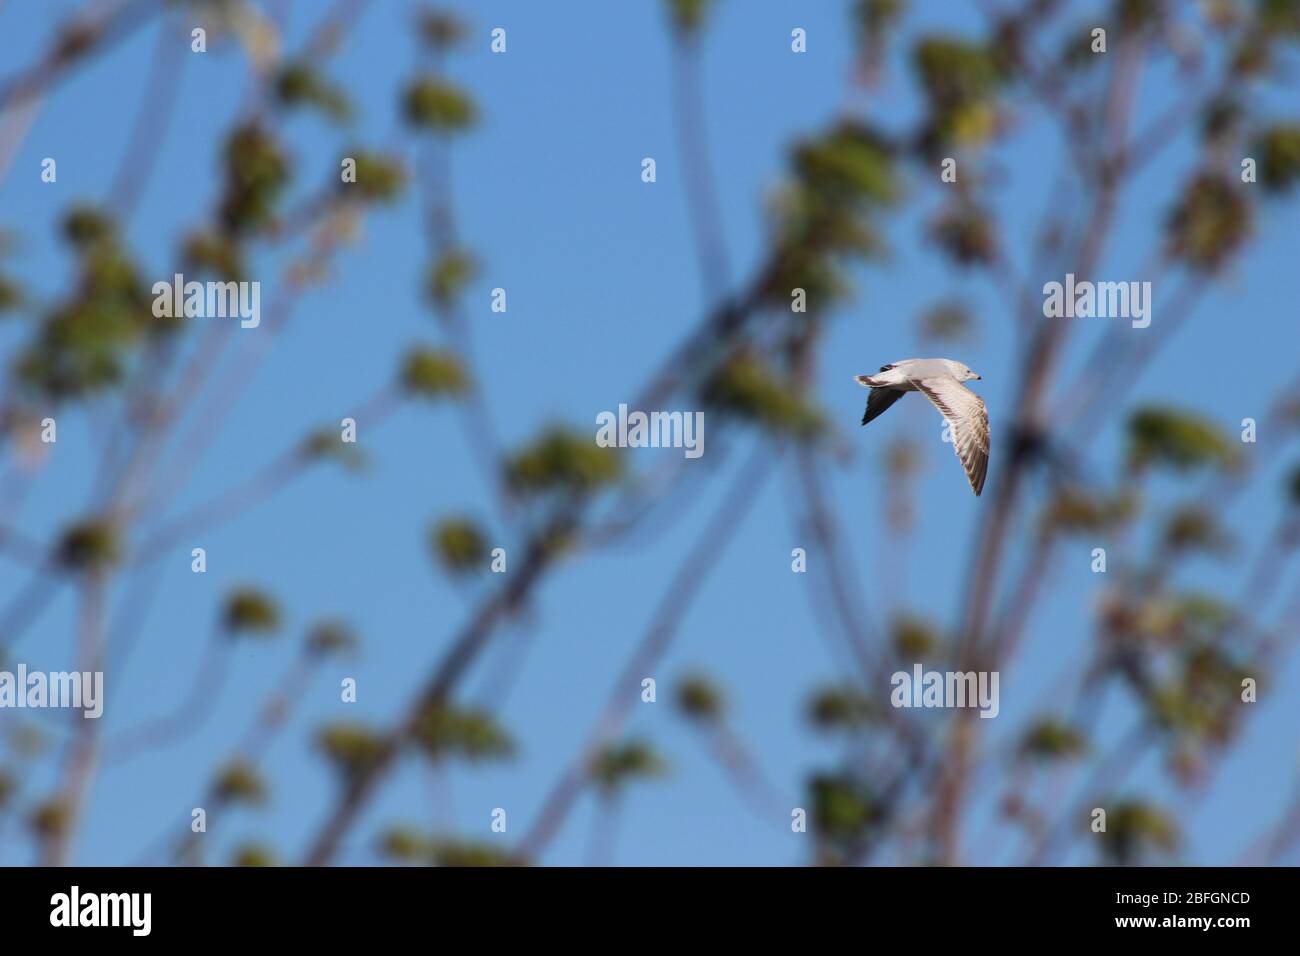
[855,358,989,496]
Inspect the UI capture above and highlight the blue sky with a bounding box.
[1,0,1298,866]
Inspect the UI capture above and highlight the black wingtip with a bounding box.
[860,388,906,427]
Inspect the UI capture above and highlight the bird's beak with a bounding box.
[975,374,982,380]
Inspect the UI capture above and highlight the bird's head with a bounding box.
[951,361,982,382]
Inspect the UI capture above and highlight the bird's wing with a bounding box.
[915,377,990,496]
[861,388,906,426]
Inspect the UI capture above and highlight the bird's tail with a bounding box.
[855,374,881,387]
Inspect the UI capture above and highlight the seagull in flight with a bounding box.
[855,358,989,496]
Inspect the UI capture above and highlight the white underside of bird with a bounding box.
[855,357,990,497]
